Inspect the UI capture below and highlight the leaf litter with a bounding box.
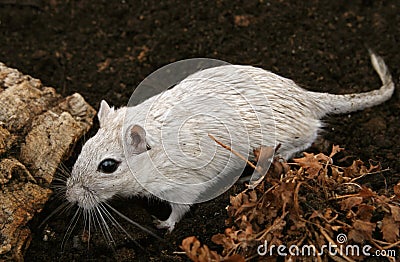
[180,144,400,261]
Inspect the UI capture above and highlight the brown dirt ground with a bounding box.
[0,0,399,261]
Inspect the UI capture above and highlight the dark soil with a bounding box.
[0,0,399,261]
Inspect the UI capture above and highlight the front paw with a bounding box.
[153,217,175,232]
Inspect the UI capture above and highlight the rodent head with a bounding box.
[66,100,150,210]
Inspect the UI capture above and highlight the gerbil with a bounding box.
[66,51,394,232]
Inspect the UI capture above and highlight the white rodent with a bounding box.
[66,51,394,232]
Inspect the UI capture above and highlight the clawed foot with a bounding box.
[152,216,175,232]
[152,203,190,232]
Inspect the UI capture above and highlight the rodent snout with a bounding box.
[66,179,99,210]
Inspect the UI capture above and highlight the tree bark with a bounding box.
[0,62,96,261]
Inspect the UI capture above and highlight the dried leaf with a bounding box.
[354,220,375,233]
[394,184,400,198]
[293,152,323,177]
[273,182,294,210]
[348,220,375,243]
[230,194,243,209]
[211,234,226,245]
[344,159,366,177]
[329,145,344,158]
[367,160,381,173]
[340,196,363,210]
[375,194,390,205]
[389,204,400,222]
[330,165,343,180]
[314,152,331,163]
[356,204,375,221]
[266,160,290,179]
[211,233,234,250]
[205,145,396,261]
[381,215,399,243]
[358,187,375,198]
[248,190,257,202]
[181,236,221,262]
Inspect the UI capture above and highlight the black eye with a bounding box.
[98,158,120,174]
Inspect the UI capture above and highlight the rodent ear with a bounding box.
[127,125,148,154]
[98,100,111,127]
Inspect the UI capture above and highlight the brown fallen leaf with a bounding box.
[358,187,375,198]
[340,196,363,210]
[389,204,400,222]
[381,215,399,243]
[329,144,344,158]
[211,233,235,252]
[187,145,398,262]
[330,164,343,180]
[348,220,375,243]
[394,183,400,198]
[356,204,375,221]
[293,152,323,177]
[344,159,368,177]
[181,236,221,262]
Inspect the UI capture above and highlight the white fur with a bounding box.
[66,51,394,231]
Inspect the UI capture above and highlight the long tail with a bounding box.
[318,50,394,116]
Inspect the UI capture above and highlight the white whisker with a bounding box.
[87,208,93,249]
[39,201,72,228]
[104,202,163,241]
[56,163,71,180]
[97,203,146,249]
[62,207,82,251]
[94,205,114,246]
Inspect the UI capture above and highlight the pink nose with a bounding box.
[66,184,86,206]
[65,182,99,210]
